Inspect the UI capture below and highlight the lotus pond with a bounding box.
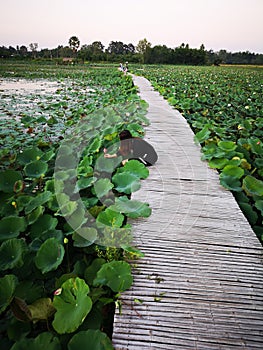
[134,64,263,241]
[0,62,151,349]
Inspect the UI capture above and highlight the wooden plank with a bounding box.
[112,75,263,349]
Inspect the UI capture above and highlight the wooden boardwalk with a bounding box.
[112,75,263,349]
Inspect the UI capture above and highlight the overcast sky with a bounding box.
[1,0,262,53]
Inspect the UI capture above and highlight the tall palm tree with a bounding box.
[68,36,80,56]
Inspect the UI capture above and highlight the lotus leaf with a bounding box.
[77,176,95,190]
[116,160,149,179]
[109,196,151,218]
[255,200,263,215]
[0,216,26,241]
[239,203,258,225]
[25,191,52,214]
[73,227,98,247]
[0,238,27,271]
[87,137,102,154]
[126,123,145,137]
[194,125,211,143]
[14,280,43,304]
[84,258,106,285]
[27,206,44,225]
[243,175,263,197]
[222,165,244,179]
[0,170,23,193]
[28,298,55,322]
[93,178,114,198]
[30,214,58,239]
[219,174,242,192]
[94,260,133,292]
[17,147,43,165]
[112,172,141,194]
[208,158,229,169]
[0,274,18,313]
[35,238,64,274]
[218,141,237,152]
[95,156,122,173]
[10,332,61,350]
[24,160,48,178]
[96,209,124,228]
[68,329,113,350]
[52,277,92,334]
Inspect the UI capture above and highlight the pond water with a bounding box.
[0,79,60,95]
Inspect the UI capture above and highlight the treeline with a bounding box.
[1,38,263,65]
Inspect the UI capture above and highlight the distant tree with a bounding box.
[124,43,135,54]
[79,41,105,62]
[19,45,28,57]
[69,36,80,55]
[136,38,151,63]
[107,41,125,55]
[29,43,38,59]
[145,45,172,64]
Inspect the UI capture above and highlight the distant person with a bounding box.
[123,61,129,74]
[104,130,158,166]
[118,63,124,72]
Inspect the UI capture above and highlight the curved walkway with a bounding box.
[112,75,263,349]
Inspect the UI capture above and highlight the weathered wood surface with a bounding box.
[112,75,263,349]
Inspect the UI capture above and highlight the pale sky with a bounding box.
[1,0,262,53]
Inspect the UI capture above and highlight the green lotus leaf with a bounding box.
[255,158,263,168]
[10,332,61,350]
[126,123,145,137]
[112,172,141,194]
[194,125,211,143]
[77,176,96,190]
[0,216,27,241]
[30,214,58,239]
[14,280,43,304]
[222,165,244,179]
[116,159,149,179]
[109,196,151,218]
[243,175,263,197]
[239,202,258,225]
[84,258,106,285]
[52,277,92,334]
[255,200,263,215]
[35,238,64,274]
[24,160,48,178]
[73,227,98,247]
[121,245,145,258]
[0,170,23,193]
[25,191,52,214]
[17,147,43,165]
[87,137,102,154]
[93,178,114,198]
[27,206,44,225]
[94,260,133,292]
[248,138,263,156]
[68,329,113,350]
[0,274,18,313]
[208,158,229,169]
[65,205,87,232]
[78,155,93,168]
[41,149,55,162]
[96,209,124,228]
[56,193,78,217]
[219,174,242,192]
[218,140,237,152]
[95,156,122,173]
[0,238,27,271]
